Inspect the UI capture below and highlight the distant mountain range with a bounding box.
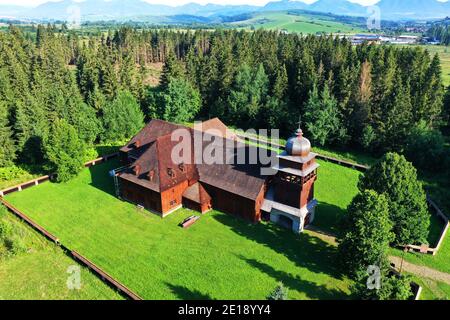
[0,0,449,22]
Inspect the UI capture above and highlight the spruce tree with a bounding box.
[161,78,201,124]
[304,84,345,146]
[160,51,185,90]
[101,91,144,143]
[0,101,16,167]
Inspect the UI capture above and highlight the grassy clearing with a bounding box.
[390,229,450,276]
[0,209,123,300]
[0,143,123,192]
[408,274,450,300]
[313,160,361,236]
[233,12,363,34]
[5,159,353,300]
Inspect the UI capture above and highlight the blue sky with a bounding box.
[0,0,383,8]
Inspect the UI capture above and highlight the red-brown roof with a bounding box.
[120,120,183,153]
[119,119,276,200]
[194,118,238,141]
[182,182,212,204]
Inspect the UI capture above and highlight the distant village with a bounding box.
[337,34,443,46]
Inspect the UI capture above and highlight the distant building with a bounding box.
[351,34,382,45]
[114,119,319,234]
[387,35,419,45]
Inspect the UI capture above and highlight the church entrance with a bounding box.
[278,215,293,230]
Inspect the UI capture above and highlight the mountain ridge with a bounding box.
[1,0,449,21]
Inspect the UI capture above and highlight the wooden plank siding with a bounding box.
[202,183,263,223]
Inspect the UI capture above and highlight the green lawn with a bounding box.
[5,159,354,300]
[408,275,450,300]
[313,160,361,236]
[0,210,123,300]
[390,230,450,276]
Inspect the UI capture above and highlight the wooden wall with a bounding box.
[160,181,188,214]
[202,183,262,223]
[119,178,162,213]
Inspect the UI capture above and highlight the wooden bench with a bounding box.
[180,216,200,229]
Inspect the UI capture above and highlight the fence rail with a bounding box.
[237,134,370,172]
[0,153,119,197]
[0,197,142,301]
[0,152,143,300]
[71,251,142,300]
[238,132,449,256]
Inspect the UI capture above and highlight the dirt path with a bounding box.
[389,256,450,285]
[306,227,450,285]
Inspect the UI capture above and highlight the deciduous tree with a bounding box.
[44,119,86,183]
[358,153,430,245]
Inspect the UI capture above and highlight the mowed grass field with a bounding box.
[5,159,357,300]
[232,11,363,34]
[0,210,123,300]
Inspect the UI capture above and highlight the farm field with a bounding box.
[5,159,355,300]
[232,11,364,34]
[0,209,123,300]
[423,45,450,86]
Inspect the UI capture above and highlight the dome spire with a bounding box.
[296,115,303,139]
[285,115,311,157]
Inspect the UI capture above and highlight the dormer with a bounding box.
[133,165,141,176]
[148,169,155,182]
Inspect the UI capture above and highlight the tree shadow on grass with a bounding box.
[241,257,350,300]
[165,282,214,300]
[88,159,121,196]
[313,202,347,237]
[213,214,344,280]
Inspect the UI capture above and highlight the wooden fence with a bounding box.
[237,134,370,172]
[0,197,142,300]
[0,152,143,300]
[238,132,449,256]
[403,198,450,256]
[0,153,119,197]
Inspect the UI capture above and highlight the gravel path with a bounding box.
[306,227,450,285]
[389,256,450,285]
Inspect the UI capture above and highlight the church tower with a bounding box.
[262,127,319,233]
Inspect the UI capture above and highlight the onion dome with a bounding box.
[285,129,311,157]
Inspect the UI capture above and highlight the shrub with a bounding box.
[0,166,29,182]
[353,271,413,301]
[268,282,289,300]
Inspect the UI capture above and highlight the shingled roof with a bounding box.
[119,119,276,200]
[182,182,212,204]
[120,120,183,154]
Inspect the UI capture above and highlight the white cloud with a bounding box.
[0,0,447,8]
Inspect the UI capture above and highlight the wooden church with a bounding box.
[114,118,319,233]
